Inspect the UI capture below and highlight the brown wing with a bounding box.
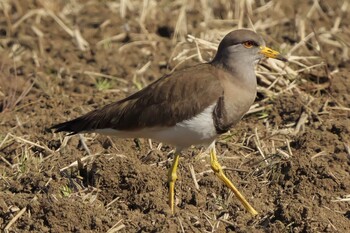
[51,63,224,134]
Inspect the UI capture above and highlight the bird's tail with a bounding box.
[50,118,84,135]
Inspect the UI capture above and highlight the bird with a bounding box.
[51,29,287,216]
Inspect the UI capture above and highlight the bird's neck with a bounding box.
[210,57,257,91]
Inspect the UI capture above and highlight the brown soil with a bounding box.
[1,0,349,232]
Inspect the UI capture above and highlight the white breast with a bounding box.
[95,104,218,150]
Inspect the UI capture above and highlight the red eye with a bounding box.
[243,41,254,48]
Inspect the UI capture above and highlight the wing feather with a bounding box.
[51,64,223,134]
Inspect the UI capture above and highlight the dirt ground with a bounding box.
[1,0,349,232]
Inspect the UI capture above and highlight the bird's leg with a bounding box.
[168,153,180,214]
[209,147,258,216]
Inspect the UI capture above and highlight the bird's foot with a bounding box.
[210,148,258,216]
[168,154,180,215]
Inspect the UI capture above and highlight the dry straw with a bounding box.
[1,0,349,231]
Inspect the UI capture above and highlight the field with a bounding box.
[1,0,349,232]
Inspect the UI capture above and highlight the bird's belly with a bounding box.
[151,120,217,148]
[95,104,218,149]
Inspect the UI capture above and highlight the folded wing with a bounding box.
[51,64,224,134]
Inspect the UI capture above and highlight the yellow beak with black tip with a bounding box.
[259,46,288,62]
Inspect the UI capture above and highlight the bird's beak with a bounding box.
[259,46,288,62]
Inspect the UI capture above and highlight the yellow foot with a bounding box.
[210,148,258,216]
[168,154,180,214]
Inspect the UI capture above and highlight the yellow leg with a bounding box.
[168,154,180,214]
[210,148,258,216]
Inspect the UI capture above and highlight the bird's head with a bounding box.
[212,29,287,70]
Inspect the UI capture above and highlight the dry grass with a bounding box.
[1,0,349,232]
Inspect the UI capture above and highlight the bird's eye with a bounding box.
[242,41,254,48]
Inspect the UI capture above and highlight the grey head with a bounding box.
[211,29,286,73]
